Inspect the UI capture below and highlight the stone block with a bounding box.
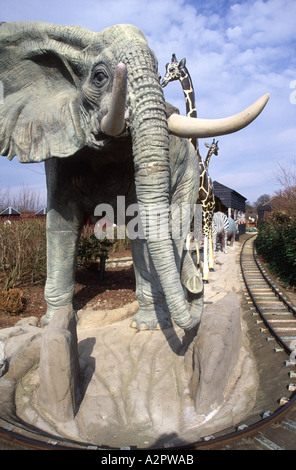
[38,306,80,422]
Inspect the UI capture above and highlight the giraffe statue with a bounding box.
[161,54,218,282]
[162,54,198,150]
[205,139,219,170]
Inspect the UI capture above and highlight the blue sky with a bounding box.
[0,0,295,205]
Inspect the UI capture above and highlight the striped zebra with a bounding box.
[212,212,229,254]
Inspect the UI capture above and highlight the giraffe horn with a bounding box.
[167,94,269,138]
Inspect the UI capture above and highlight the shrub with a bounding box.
[256,213,296,288]
[77,232,114,267]
[0,287,25,315]
[77,225,130,267]
[0,219,131,290]
[0,218,47,290]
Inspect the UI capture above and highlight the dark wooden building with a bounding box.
[213,181,247,235]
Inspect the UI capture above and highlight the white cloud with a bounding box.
[228,0,296,48]
[0,0,295,204]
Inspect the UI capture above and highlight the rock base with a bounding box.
[0,244,259,449]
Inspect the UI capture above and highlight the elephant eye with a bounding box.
[93,68,108,87]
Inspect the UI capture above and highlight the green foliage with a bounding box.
[77,224,130,267]
[77,232,114,266]
[256,213,296,288]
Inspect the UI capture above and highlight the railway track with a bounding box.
[192,234,296,450]
[0,235,295,451]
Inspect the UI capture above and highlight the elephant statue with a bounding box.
[0,22,269,331]
[227,217,239,245]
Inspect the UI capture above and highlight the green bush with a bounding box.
[77,224,130,267]
[77,232,114,266]
[256,213,296,288]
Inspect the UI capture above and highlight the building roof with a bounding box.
[35,208,47,215]
[0,206,21,216]
[213,181,247,212]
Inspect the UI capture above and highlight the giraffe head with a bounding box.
[205,139,219,156]
[161,54,187,87]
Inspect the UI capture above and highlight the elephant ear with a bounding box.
[0,21,97,162]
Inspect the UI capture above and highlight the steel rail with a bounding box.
[253,239,296,318]
[241,236,294,356]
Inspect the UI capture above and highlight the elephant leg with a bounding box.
[186,233,200,269]
[193,203,202,269]
[202,234,210,283]
[130,237,172,330]
[195,241,200,268]
[181,250,203,323]
[208,228,215,271]
[129,205,200,330]
[41,208,83,327]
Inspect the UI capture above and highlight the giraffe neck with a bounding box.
[180,72,197,117]
[179,71,197,118]
[205,149,214,170]
[179,68,198,151]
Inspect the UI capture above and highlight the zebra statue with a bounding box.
[212,212,229,254]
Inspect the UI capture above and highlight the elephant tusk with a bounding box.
[100,62,127,136]
[167,93,270,138]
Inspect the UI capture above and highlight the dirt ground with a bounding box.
[1,234,295,330]
[0,248,135,329]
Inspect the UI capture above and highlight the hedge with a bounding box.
[255,212,296,288]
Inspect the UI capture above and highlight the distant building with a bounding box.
[257,197,278,225]
[0,206,21,217]
[0,207,47,219]
[35,208,47,216]
[213,181,247,235]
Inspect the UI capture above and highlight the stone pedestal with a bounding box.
[0,244,259,449]
[38,306,80,422]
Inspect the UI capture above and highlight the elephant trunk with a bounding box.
[122,47,198,330]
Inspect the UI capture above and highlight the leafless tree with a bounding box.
[0,183,45,212]
[273,160,296,217]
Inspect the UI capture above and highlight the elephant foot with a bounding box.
[41,313,52,328]
[41,306,76,327]
[130,308,172,330]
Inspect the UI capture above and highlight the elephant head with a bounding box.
[0,22,269,330]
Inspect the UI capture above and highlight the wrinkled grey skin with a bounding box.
[0,22,203,331]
